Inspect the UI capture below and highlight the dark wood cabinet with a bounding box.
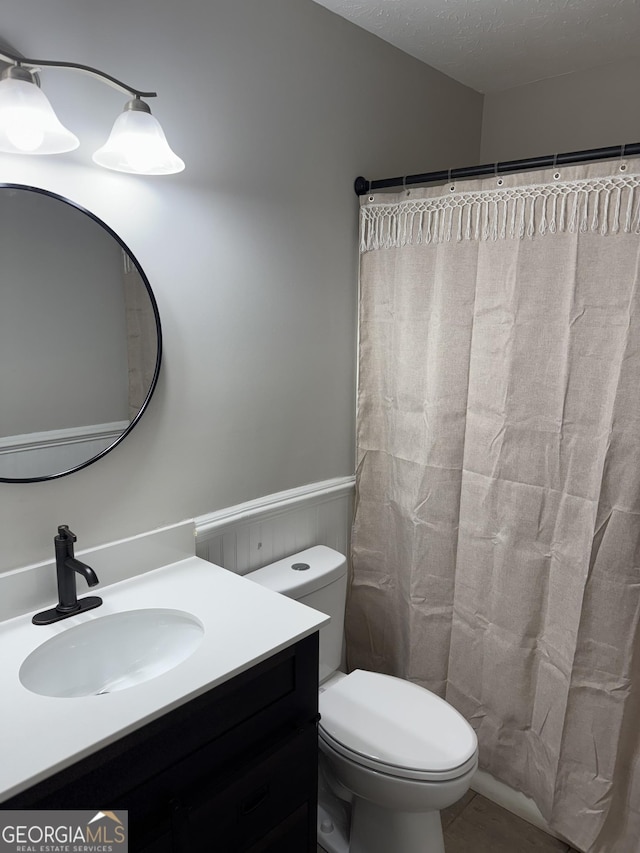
[5,633,319,852]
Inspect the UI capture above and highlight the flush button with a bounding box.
[291,562,311,571]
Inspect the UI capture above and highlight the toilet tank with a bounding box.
[245,546,347,684]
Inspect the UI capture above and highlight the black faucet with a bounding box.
[32,526,103,625]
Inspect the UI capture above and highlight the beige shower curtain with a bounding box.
[122,252,158,421]
[347,162,640,853]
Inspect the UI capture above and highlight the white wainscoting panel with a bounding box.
[195,477,355,574]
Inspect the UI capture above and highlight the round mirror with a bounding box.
[0,184,162,482]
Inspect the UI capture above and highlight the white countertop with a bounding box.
[0,556,328,802]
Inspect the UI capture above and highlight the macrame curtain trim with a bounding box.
[360,173,640,253]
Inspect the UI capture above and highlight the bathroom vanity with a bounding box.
[5,636,319,851]
[0,549,328,852]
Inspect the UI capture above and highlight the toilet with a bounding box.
[246,545,478,853]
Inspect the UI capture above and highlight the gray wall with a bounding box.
[0,0,482,572]
[481,58,640,162]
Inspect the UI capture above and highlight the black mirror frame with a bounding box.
[0,183,162,484]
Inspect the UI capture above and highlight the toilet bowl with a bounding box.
[317,669,478,853]
[246,546,478,853]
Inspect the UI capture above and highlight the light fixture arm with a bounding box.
[0,47,157,99]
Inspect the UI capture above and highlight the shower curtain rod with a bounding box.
[353,142,640,196]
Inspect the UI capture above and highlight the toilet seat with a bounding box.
[318,670,478,783]
[319,726,478,783]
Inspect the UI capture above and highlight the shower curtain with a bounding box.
[122,252,157,421]
[347,162,640,853]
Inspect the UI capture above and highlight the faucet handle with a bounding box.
[56,525,77,542]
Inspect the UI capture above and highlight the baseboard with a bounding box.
[471,769,558,838]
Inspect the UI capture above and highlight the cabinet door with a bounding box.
[244,804,310,853]
[137,804,311,853]
[180,724,318,852]
[137,831,173,853]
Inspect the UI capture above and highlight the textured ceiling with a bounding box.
[311,0,640,93]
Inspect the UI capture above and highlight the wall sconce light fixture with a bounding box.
[0,46,184,175]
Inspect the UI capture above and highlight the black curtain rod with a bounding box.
[354,142,640,197]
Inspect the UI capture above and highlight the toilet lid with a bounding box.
[318,670,477,775]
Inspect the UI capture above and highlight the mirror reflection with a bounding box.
[0,186,161,482]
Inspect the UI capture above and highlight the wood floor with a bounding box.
[318,791,582,852]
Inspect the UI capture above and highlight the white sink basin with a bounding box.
[19,608,204,698]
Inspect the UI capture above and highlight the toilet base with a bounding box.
[350,798,444,853]
[318,784,446,853]
[317,802,349,853]
[317,797,445,853]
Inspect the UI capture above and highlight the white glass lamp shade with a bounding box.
[93,102,184,175]
[0,75,79,155]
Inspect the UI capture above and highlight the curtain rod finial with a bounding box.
[354,176,369,196]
